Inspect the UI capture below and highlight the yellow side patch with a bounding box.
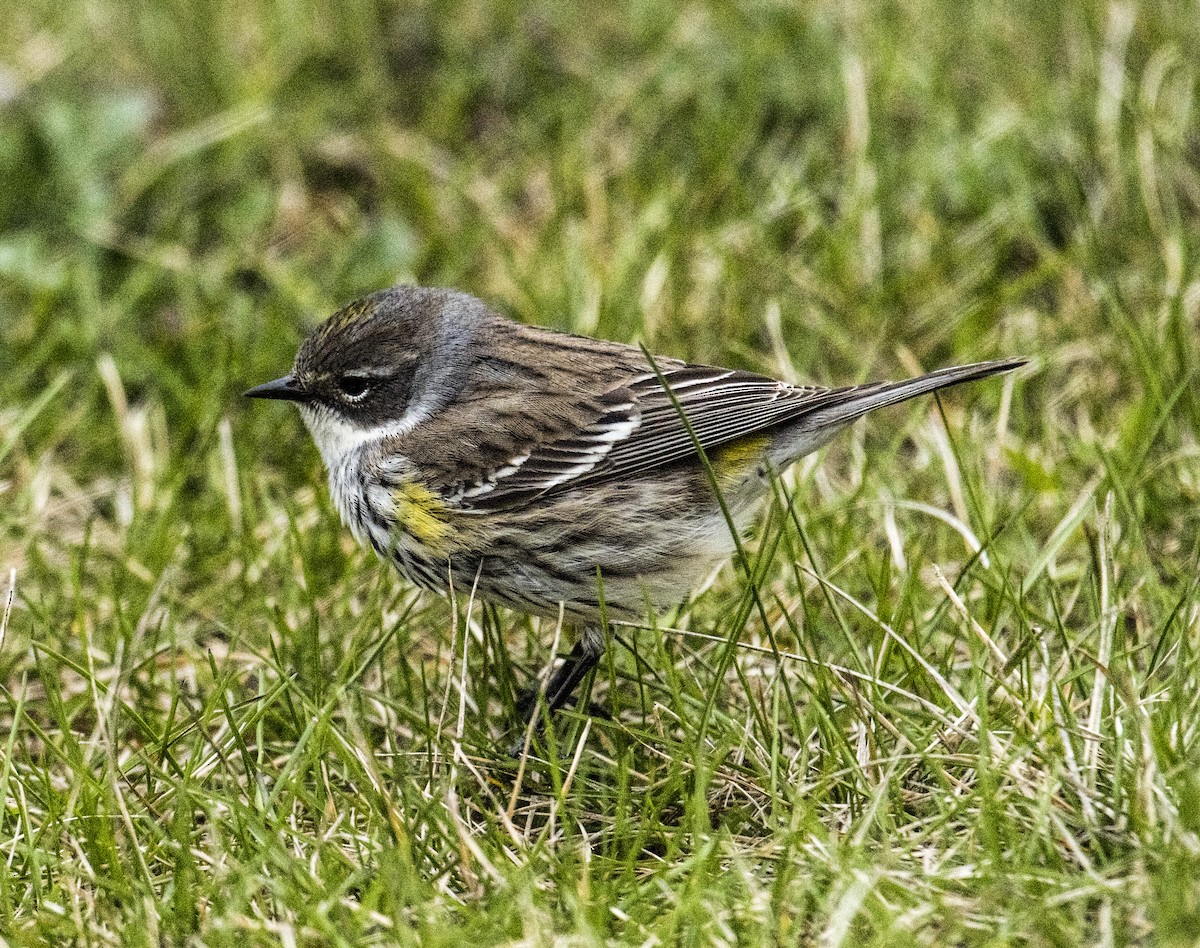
[393,479,456,553]
[711,435,770,491]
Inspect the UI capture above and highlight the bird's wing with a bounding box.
[431,356,1024,512]
[441,386,643,506]
[588,367,833,482]
[449,364,837,511]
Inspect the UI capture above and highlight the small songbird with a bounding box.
[247,285,1023,721]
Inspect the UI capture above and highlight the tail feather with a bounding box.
[803,357,1027,429]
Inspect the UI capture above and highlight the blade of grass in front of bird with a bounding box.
[638,345,799,747]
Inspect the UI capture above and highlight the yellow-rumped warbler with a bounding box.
[247,285,1023,719]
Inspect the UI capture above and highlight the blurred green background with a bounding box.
[2,0,1199,943]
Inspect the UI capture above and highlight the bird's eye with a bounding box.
[337,375,371,399]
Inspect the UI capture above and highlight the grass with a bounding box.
[2,0,1199,942]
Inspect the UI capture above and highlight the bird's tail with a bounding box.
[801,357,1027,430]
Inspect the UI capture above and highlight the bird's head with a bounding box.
[246,284,487,465]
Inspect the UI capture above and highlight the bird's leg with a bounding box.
[515,626,605,722]
[545,626,605,713]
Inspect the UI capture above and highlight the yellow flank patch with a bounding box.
[393,479,455,552]
[712,435,770,491]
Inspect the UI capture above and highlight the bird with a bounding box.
[246,285,1024,726]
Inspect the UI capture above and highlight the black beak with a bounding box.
[244,375,311,402]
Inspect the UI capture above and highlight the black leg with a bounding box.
[511,628,605,751]
[543,636,603,713]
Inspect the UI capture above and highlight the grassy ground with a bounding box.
[2,0,1199,943]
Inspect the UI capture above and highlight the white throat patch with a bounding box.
[299,402,430,471]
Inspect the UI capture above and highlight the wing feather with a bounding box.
[452,365,835,510]
[582,368,834,484]
[449,400,641,508]
[421,347,1021,513]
